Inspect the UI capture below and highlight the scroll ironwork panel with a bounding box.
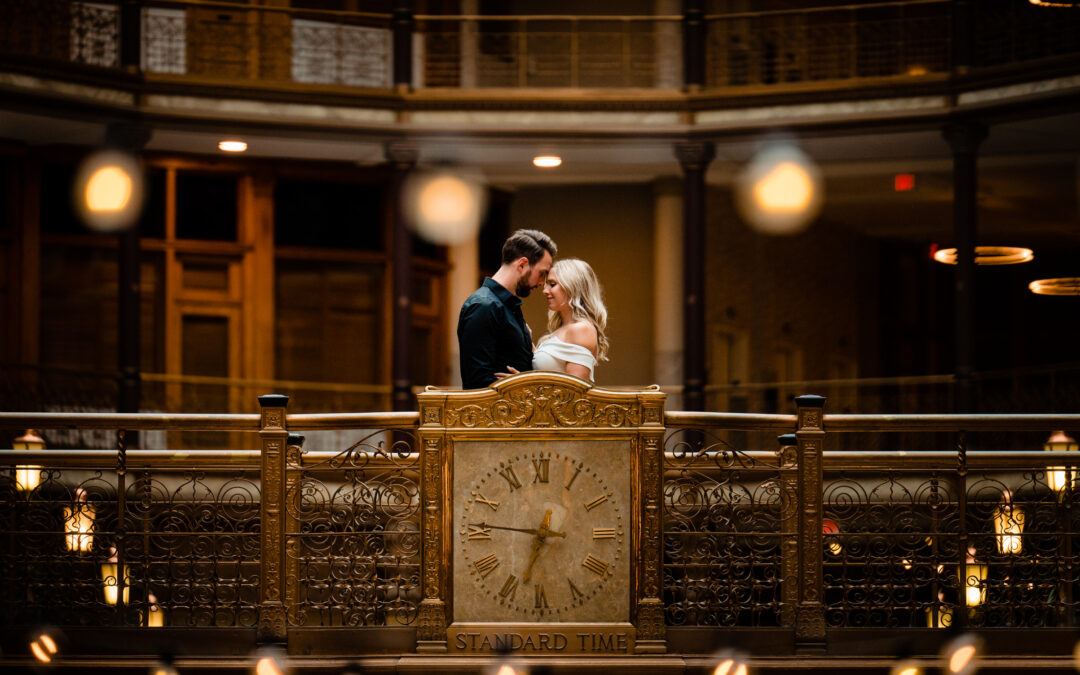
[662,429,785,627]
[1,457,260,628]
[823,463,1080,628]
[285,430,422,627]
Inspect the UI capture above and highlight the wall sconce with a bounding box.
[101,546,128,605]
[14,429,45,492]
[146,592,164,627]
[1044,430,1077,494]
[822,519,842,555]
[962,547,987,607]
[63,488,95,553]
[992,491,1024,555]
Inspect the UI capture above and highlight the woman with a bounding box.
[531,258,609,381]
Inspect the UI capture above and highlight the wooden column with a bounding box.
[795,394,826,652]
[943,122,986,413]
[119,0,141,72]
[676,142,714,412]
[392,0,414,92]
[107,123,151,424]
[257,394,289,643]
[386,143,419,412]
[682,0,706,91]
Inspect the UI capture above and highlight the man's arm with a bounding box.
[458,301,502,389]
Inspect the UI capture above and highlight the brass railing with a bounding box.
[2,1,1079,92]
[1,396,1079,655]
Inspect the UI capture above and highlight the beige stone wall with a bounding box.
[511,184,656,387]
[507,182,866,406]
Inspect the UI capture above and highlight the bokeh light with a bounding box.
[30,630,59,663]
[253,646,286,675]
[943,633,981,675]
[404,168,487,245]
[74,150,145,233]
[712,649,751,675]
[735,142,823,236]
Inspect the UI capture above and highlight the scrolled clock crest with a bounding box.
[439,373,644,428]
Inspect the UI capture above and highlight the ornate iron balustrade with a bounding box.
[2,396,1080,656]
[2,1,1078,92]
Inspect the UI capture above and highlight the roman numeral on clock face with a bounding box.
[499,465,522,490]
[499,574,519,600]
[534,583,549,609]
[467,524,492,540]
[593,527,616,539]
[473,553,500,578]
[584,494,608,511]
[582,554,609,576]
[568,578,585,601]
[532,457,549,483]
[474,493,499,511]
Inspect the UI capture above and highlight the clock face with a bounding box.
[452,439,630,623]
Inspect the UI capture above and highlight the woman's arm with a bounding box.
[561,322,598,380]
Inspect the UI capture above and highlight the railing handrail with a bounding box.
[3,447,1079,469]
[4,410,1078,433]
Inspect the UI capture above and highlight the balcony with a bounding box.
[2,374,1079,671]
[1,1,1078,121]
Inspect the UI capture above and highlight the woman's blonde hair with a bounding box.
[542,258,609,361]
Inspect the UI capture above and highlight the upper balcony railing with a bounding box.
[1,0,1078,97]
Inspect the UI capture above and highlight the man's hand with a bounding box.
[494,366,522,380]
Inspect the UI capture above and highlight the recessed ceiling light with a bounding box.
[533,155,561,168]
[218,140,247,152]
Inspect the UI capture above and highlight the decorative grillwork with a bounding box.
[823,468,1080,628]
[70,2,119,68]
[285,430,422,627]
[419,18,677,88]
[1,458,260,628]
[143,7,186,74]
[706,6,951,88]
[292,19,390,87]
[662,428,785,626]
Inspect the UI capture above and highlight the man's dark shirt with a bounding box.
[458,277,533,389]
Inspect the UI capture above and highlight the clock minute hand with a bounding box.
[471,522,568,538]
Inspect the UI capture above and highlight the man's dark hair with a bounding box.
[501,229,557,266]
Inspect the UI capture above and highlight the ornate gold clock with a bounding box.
[453,441,630,624]
[415,373,667,656]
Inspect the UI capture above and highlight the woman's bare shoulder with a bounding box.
[561,321,598,353]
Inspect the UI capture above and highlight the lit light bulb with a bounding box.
[533,155,562,168]
[219,140,248,152]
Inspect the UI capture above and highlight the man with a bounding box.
[458,229,557,389]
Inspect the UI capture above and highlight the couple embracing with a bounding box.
[458,229,609,390]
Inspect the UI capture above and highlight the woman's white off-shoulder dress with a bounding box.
[532,335,597,381]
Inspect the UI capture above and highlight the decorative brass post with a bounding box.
[777,433,798,628]
[635,389,668,653]
[795,395,826,651]
[283,433,304,626]
[416,393,447,653]
[257,394,289,642]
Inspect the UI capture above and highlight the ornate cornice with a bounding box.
[419,372,665,430]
